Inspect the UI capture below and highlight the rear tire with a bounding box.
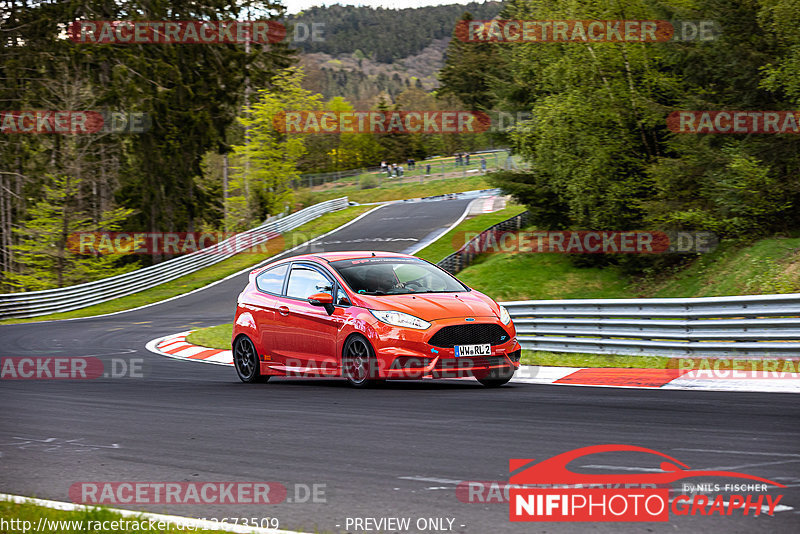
[234,335,269,383]
[342,335,383,388]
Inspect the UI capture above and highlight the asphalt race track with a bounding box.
[1,198,798,533]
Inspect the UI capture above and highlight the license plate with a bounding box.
[454,344,491,357]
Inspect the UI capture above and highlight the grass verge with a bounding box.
[298,174,492,205]
[647,236,800,297]
[415,204,527,263]
[520,350,672,369]
[0,500,246,533]
[439,233,800,301]
[186,323,233,350]
[1,205,374,325]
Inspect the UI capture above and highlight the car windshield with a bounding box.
[330,257,467,295]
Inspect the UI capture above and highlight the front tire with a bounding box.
[476,367,514,388]
[342,335,383,388]
[234,335,269,383]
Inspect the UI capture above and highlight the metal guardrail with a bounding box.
[437,210,530,274]
[435,210,800,358]
[502,294,800,358]
[0,197,349,320]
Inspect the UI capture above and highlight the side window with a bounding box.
[286,266,333,300]
[255,264,288,294]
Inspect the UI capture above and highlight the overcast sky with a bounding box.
[283,1,476,14]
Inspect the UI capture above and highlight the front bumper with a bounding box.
[370,316,521,379]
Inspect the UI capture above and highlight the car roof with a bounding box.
[301,251,419,263]
[250,251,422,278]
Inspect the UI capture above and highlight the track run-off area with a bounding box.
[1,197,798,533]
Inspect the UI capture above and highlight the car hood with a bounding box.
[356,291,500,321]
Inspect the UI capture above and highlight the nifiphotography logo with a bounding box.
[508,445,785,522]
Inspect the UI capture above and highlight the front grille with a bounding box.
[435,356,508,370]
[428,324,510,348]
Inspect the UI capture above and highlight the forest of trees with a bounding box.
[2,0,798,290]
[436,0,800,272]
[0,0,499,291]
[1,0,295,289]
[287,2,501,63]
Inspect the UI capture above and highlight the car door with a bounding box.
[251,263,289,365]
[271,263,343,373]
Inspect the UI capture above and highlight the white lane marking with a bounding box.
[511,366,584,382]
[404,198,476,255]
[674,448,800,459]
[18,204,389,325]
[581,465,668,473]
[0,493,306,534]
[703,459,800,471]
[398,476,462,485]
[584,459,800,472]
[663,378,800,393]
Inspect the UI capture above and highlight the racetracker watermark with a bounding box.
[455,20,720,43]
[261,356,521,380]
[0,357,144,379]
[68,20,288,44]
[667,111,800,134]
[69,482,326,505]
[1,111,150,134]
[455,231,717,255]
[68,231,284,256]
[272,111,491,134]
[670,358,800,379]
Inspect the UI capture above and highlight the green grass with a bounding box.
[456,251,633,301]
[436,232,800,302]
[186,323,233,350]
[647,236,800,297]
[1,205,374,325]
[416,204,528,263]
[0,500,247,533]
[298,173,492,205]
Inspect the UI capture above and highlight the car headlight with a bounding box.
[499,305,512,325]
[370,310,431,330]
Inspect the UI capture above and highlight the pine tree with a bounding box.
[4,175,136,290]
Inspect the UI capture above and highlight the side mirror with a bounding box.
[308,292,333,305]
[308,292,335,315]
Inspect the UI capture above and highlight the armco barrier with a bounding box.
[502,294,800,358]
[0,197,349,320]
[437,210,530,274]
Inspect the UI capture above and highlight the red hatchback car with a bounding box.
[232,251,521,387]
